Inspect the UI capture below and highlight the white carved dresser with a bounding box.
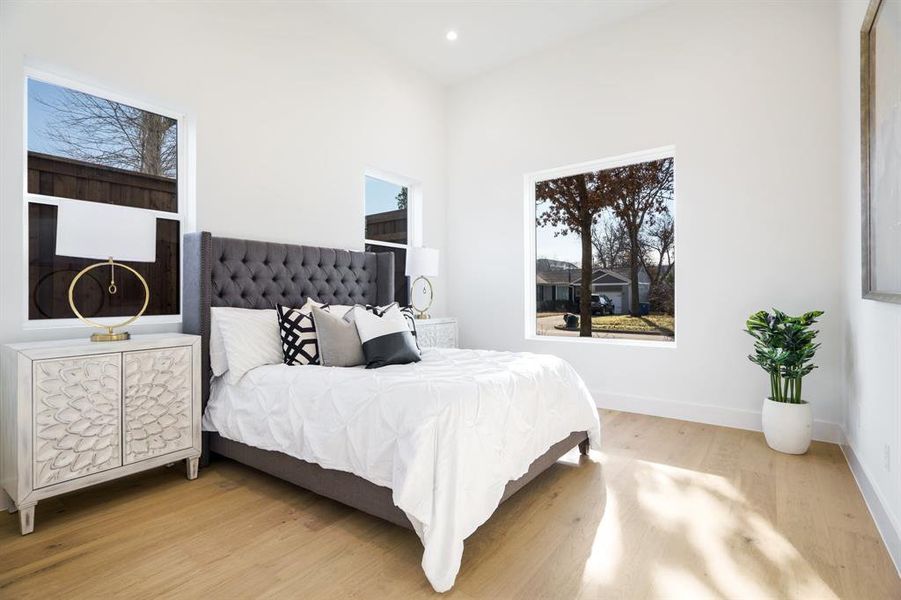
[1,334,201,535]
[415,317,459,349]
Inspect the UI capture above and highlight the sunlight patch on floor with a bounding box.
[581,484,623,586]
[651,565,721,600]
[577,456,840,599]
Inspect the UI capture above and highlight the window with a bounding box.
[364,172,416,305]
[25,74,188,323]
[527,148,675,343]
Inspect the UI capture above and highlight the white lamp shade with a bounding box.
[405,246,439,278]
[55,199,157,262]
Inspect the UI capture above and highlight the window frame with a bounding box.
[22,66,195,330]
[362,168,422,302]
[523,145,677,347]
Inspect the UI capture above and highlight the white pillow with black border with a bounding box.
[352,304,421,369]
[352,303,419,351]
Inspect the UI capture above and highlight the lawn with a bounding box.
[590,313,675,335]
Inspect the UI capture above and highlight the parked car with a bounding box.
[574,294,615,316]
[590,294,615,316]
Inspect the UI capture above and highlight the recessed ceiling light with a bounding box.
[445,30,458,42]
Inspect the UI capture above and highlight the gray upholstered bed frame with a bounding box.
[183,231,589,530]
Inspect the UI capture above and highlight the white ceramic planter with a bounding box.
[761,397,812,454]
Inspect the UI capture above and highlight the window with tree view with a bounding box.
[364,174,409,305]
[533,152,675,342]
[26,77,183,321]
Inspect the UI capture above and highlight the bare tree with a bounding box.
[639,209,675,314]
[37,88,176,178]
[640,209,675,285]
[606,158,674,316]
[536,173,608,336]
[592,210,630,269]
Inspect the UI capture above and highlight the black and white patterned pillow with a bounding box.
[276,300,323,366]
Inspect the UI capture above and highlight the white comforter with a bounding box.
[202,347,601,592]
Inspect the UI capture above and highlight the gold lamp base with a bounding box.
[69,259,149,342]
[411,275,434,320]
[91,331,131,342]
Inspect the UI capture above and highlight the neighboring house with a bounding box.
[536,258,578,311]
[572,266,650,314]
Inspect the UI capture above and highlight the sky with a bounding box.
[27,79,62,155]
[28,78,177,177]
[365,175,406,215]
[536,203,584,264]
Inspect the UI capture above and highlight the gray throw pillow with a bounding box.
[311,305,366,367]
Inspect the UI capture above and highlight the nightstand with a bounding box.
[415,317,459,349]
[1,333,201,535]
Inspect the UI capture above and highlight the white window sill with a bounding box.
[524,333,677,349]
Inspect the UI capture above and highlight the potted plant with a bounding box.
[745,309,824,454]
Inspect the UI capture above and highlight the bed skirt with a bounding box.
[209,430,590,530]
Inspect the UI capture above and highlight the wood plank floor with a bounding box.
[1,410,898,599]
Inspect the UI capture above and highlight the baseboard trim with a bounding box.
[592,390,844,444]
[840,440,901,577]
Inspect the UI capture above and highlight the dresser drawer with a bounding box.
[32,354,122,489]
[123,346,194,464]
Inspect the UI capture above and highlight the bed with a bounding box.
[183,232,601,592]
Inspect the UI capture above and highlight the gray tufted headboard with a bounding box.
[183,232,394,461]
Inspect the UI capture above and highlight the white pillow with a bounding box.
[214,307,281,384]
[209,308,231,376]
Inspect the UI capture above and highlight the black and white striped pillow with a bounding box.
[352,304,421,369]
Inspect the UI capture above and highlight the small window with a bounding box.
[365,175,408,244]
[26,76,184,322]
[364,174,411,304]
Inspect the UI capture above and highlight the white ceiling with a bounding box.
[323,1,668,85]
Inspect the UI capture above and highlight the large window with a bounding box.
[25,74,187,324]
[527,148,675,343]
[364,173,415,305]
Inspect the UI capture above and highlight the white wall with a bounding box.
[446,1,844,440]
[839,0,901,568]
[0,1,447,345]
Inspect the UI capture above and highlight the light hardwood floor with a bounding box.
[1,410,898,599]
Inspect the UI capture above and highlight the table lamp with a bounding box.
[405,246,439,319]
[55,199,157,341]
